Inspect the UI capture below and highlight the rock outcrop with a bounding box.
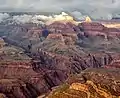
[78,22,105,32]
[0,61,42,97]
[0,38,6,48]
[0,49,113,98]
[78,22,120,37]
[77,22,120,52]
[47,21,77,33]
[104,55,120,68]
[47,68,120,98]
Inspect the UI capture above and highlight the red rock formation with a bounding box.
[102,54,120,68]
[47,21,76,33]
[0,61,41,98]
[46,33,78,45]
[105,59,120,69]
[0,60,60,97]
[0,79,30,98]
[78,22,108,40]
[105,60,120,68]
[46,33,63,40]
[47,68,120,98]
[79,22,105,31]
[24,27,42,40]
[0,43,118,98]
[78,22,120,37]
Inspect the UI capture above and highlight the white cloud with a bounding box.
[12,14,33,24]
[11,12,74,24]
[0,13,9,22]
[0,12,73,24]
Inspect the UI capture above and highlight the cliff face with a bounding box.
[31,32,83,56]
[105,59,120,68]
[78,22,120,39]
[47,68,120,98]
[2,21,120,54]
[0,60,61,98]
[0,79,37,98]
[31,50,114,74]
[0,61,41,98]
[77,22,120,52]
[47,21,77,33]
[0,49,115,98]
[79,22,105,32]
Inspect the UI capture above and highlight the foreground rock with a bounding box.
[47,68,120,98]
[0,49,115,98]
[0,61,41,98]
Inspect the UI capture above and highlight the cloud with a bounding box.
[12,14,53,24]
[0,12,74,24]
[71,11,87,20]
[0,13,9,22]
[0,0,120,19]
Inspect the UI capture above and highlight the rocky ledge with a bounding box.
[47,68,120,98]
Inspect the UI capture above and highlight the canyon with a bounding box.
[0,16,120,98]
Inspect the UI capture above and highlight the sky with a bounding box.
[0,0,120,19]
